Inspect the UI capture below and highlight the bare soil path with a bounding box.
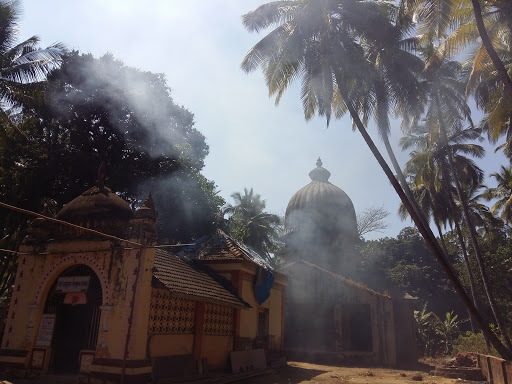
[242,361,460,384]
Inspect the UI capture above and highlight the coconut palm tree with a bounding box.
[355,2,429,226]
[0,0,64,112]
[410,0,512,157]
[458,8,512,154]
[401,121,489,335]
[223,188,281,260]
[411,45,512,351]
[241,0,511,357]
[454,186,502,343]
[410,0,512,101]
[398,178,451,255]
[481,165,512,223]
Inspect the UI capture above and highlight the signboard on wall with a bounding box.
[35,314,56,347]
[63,292,87,305]
[55,276,90,293]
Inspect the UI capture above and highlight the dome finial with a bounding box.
[96,162,106,190]
[309,158,331,182]
[134,191,158,221]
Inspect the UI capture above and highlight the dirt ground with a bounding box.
[242,361,459,384]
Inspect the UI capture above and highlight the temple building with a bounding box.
[281,159,418,367]
[0,169,286,383]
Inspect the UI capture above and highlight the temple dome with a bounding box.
[56,185,133,222]
[285,158,357,235]
[55,164,133,237]
[284,158,357,273]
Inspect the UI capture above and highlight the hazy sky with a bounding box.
[18,0,507,239]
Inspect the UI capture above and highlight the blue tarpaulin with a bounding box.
[254,267,274,304]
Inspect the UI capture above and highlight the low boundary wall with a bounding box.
[476,354,512,384]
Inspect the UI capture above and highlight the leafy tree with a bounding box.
[358,227,464,317]
[223,188,282,263]
[0,52,222,244]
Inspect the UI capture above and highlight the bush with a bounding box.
[453,331,499,357]
[415,305,462,356]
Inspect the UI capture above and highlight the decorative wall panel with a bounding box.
[149,289,195,335]
[204,303,233,336]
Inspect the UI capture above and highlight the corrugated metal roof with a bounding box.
[152,248,250,309]
[184,230,273,270]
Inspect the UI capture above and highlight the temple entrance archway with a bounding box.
[43,264,102,373]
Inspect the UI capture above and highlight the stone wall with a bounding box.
[477,353,512,384]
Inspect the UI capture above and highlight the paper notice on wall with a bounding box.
[35,314,56,347]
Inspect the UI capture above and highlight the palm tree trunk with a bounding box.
[435,94,512,354]
[455,221,491,350]
[435,220,449,256]
[382,134,433,232]
[470,0,512,101]
[334,71,512,358]
[454,222,480,309]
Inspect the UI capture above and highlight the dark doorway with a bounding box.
[255,308,269,349]
[342,304,373,352]
[43,265,102,374]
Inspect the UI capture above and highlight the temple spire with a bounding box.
[309,157,331,182]
[96,162,106,190]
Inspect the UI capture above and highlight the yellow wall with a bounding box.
[1,237,155,367]
[201,336,232,369]
[240,277,257,338]
[239,273,284,349]
[149,334,194,357]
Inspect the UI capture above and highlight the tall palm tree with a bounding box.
[355,2,429,228]
[0,0,64,112]
[411,0,512,159]
[401,121,488,335]
[398,177,451,255]
[241,0,511,358]
[411,0,512,100]
[223,188,281,260]
[402,121,484,249]
[460,8,512,154]
[454,186,502,343]
[412,46,512,351]
[481,165,512,223]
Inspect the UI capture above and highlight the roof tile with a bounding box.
[153,248,249,308]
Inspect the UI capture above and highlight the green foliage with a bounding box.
[415,305,462,356]
[0,0,64,112]
[445,225,512,331]
[357,227,465,317]
[0,51,223,244]
[224,188,283,266]
[453,331,499,356]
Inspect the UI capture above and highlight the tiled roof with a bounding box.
[280,259,386,297]
[184,230,273,270]
[152,248,250,308]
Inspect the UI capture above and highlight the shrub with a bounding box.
[453,331,499,357]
